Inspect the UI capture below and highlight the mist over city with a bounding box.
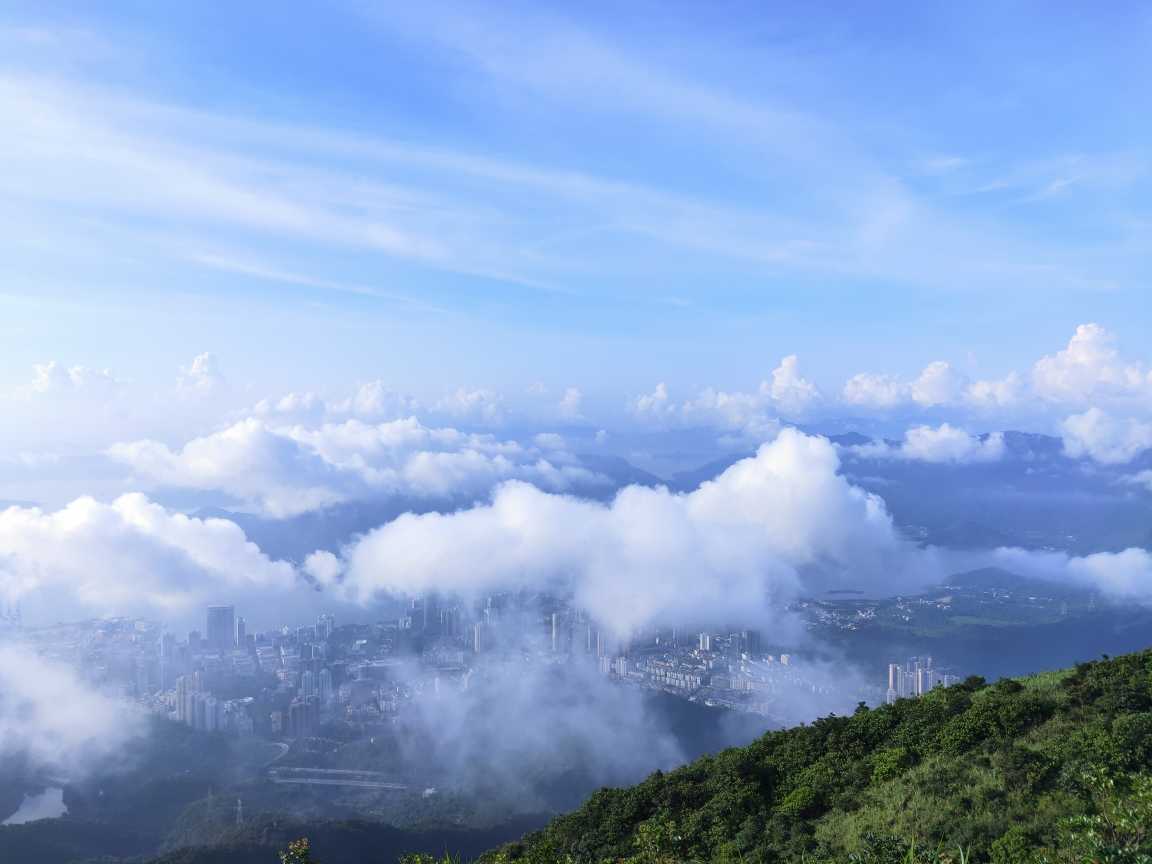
[1,2,1151,863]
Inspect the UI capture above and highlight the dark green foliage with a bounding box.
[0,817,154,863]
[484,649,1152,863]
[280,838,315,864]
[136,816,546,864]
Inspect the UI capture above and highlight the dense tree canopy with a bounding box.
[482,651,1152,863]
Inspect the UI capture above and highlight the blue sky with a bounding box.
[1,2,1152,641]
[0,0,1150,398]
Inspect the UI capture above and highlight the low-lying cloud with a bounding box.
[1060,407,1152,465]
[0,494,297,620]
[0,642,145,783]
[322,430,940,637]
[849,423,1006,464]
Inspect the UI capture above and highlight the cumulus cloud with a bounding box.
[433,387,505,425]
[330,430,938,637]
[256,380,580,429]
[1060,407,1152,464]
[1032,323,1150,405]
[0,494,297,618]
[850,424,1006,464]
[679,386,780,439]
[108,416,604,517]
[108,419,352,516]
[837,324,1149,417]
[838,373,907,410]
[841,372,910,408]
[632,382,674,420]
[330,380,420,420]
[253,390,327,422]
[965,372,1023,409]
[910,361,964,407]
[177,352,225,395]
[19,361,120,399]
[842,361,966,409]
[0,642,145,782]
[766,355,821,415]
[630,356,816,439]
[557,386,584,420]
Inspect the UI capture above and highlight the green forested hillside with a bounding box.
[482,651,1152,863]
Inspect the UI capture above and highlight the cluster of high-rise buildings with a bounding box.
[4,593,871,749]
[160,605,345,739]
[154,595,847,737]
[885,656,960,703]
[174,671,254,734]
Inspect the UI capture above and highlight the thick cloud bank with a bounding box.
[0,643,144,782]
[109,417,605,517]
[320,428,1152,632]
[0,494,297,619]
[326,430,938,636]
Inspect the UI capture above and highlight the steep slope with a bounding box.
[486,650,1152,863]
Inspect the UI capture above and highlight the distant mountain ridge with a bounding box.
[189,427,1151,560]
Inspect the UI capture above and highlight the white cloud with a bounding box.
[1032,323,1150,406]
[632,382,674,420]
[991,546,1152,605]
[965,372,1022,408]
[25,361,119,397]
[558,386,584,420]
[0,642,145,781]
[332,430,937,637]
[0,494,297,617]
[842,361,965,409]
[433,387,506,425]
[331,381,420,420]
[851,423,1006,464]
[679,387,778,439]
[903,425,1004,462]
[630,356,814,438]
[836,324,1150,417]
[177,352,225,395]
[1060,407,1152,464]
[108,416,603,517]
[303,549,343,587]
[1070,548,1152,601]
[1123,470,1152,493]
[841,371,909,408]
[766,354,820,416]
[533,432,567,451]
[107,419,351,516]
[910,361,964,407]
[253,390,327,421]
[0,77,441,262]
